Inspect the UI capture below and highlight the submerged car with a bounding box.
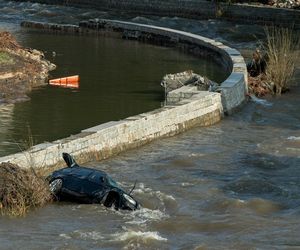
[48,153,140,210]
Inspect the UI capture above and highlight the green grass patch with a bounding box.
[0,51,14,65]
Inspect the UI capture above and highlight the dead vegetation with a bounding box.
[0,162,52,217]
[0,31,20,51]
[247,27,299,96]
[248,74,273,97]
[264,26,299,95]
[0,32,19,69]
[0,31,55,104]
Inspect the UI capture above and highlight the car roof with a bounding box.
[52,165,124,190]
[53,165,108,180]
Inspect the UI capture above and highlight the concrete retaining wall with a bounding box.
[12,0,300,29]
[0,92,223,168]
[0,20,247,168]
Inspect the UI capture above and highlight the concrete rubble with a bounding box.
[160,70,218,93]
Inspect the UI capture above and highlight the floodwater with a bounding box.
[1,1,300,249]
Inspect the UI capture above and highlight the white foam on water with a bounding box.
[114,183,172,226]
[119,184,170,225]
[181,182,194,187]
[133,187,152,194]
[133,183,176,202]
[138,182,145,189]
[72,230,104,240]
[59,233,72,240]
[61,227,167,244]
[155,190,176,201]
[125,207,168,225]
[287,136,300,141]
[131,16,152,23]
[71,205,82,211]
[188,153,205,157]
[250,94,273,107]
[110,230,167,242]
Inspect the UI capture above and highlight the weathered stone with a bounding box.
[161,70,208,92]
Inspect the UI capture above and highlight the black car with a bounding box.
[48,153,140,210]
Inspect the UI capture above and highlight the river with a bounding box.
[0,1,300,249]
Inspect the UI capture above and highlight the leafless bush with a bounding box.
[264,27,300,95]
[0,162,52,217]
[0,31,20,51]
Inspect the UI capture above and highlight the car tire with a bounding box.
[49,178,63,194]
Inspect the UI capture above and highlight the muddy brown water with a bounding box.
[0,1,300,249]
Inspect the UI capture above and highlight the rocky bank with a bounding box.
[0,31,55,104]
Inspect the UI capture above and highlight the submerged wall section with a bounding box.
[0,20,247,168]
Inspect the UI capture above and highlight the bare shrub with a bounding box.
[264,27,300,95]
[0,162,52,217]
[0,31,20,51]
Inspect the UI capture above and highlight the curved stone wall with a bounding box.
[0,20,247,168]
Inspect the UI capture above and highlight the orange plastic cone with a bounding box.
[49,75,79,88]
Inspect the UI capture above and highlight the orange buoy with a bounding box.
[49,75,79,89]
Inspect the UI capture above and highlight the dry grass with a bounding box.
[0,31,20,51]
[0,128,54,217]
[248,74,273,97]
[0,162,52,217]
[264,26,300,95]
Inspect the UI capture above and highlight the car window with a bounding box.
[89,172,105,184]
[107,176,121,189]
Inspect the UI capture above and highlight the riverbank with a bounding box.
[0,31,55,104]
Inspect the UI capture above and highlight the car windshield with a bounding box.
[107,176,122,190]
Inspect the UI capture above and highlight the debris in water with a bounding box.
[160,70,218,93]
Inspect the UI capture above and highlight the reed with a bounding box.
[0,31,20,51]
[264,26,300,95]
[0,127,53,217]
[0,162,52,217]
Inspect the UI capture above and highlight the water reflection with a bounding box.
[0,104,16,155]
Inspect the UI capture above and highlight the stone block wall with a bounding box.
[0,92,222,169]
[218,72,246,114]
